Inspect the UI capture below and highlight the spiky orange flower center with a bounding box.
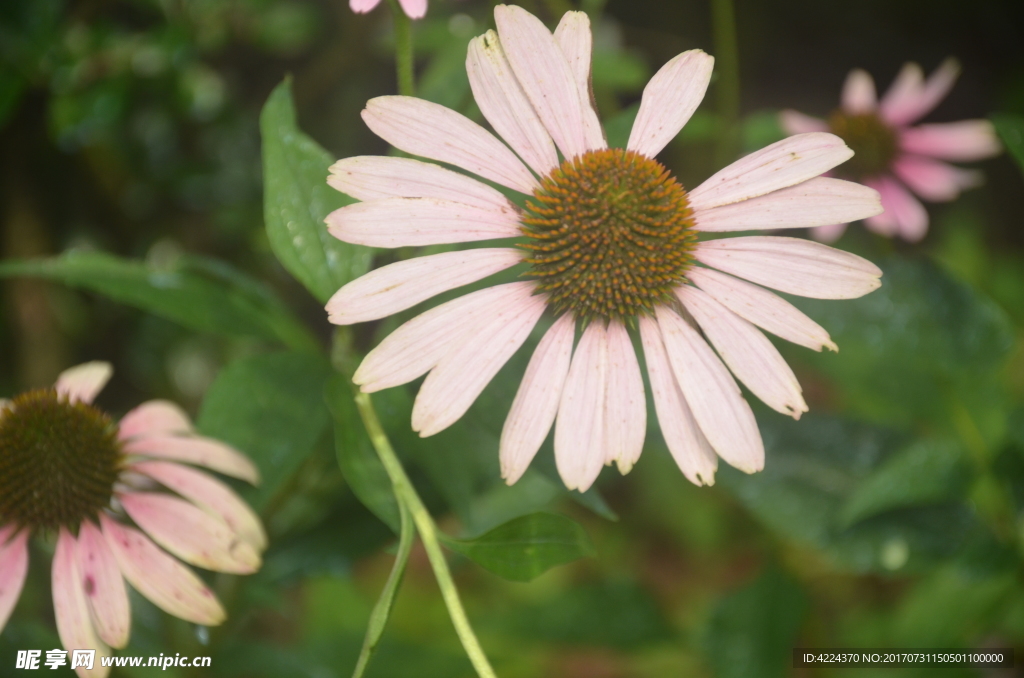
[519,148,696,322]
[0,389,122,531]
[828,110,898,179]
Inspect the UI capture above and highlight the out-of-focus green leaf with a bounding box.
[741,110,786,152]
[442,512,594,582]
[603,103,638,150]
[0,70,25,130]
[591,50,649,91]
[840,439,970,526]
[197,351,332,510]
[705,567,807,678]
[326,374,401,532]
[991,113,1024,174]
[260,78,372,303]
[0,250,317,351]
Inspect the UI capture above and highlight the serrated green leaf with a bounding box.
[991,113,1024,175]
[197,351,332,510]
[0,250,317,350]
[260,78,372,303]
[442,512,594,582]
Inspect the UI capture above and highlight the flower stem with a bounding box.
[711,0,740,166]
[353,391,498,678]
[386,0,415,97]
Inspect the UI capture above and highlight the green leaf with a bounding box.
[0,250,317,350]
[705,567,807,678]
[325,374,401,532]
[197,351,333,510]
[442,512,594,582]
[260,78,372,303]
[603,104,638,149]
[991,113,1024,174]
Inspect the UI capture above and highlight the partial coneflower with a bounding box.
[349,0,426,19]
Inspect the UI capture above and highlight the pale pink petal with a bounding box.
[326,197,521,248]
[99,514,225,626]
[603,320,646,474]
[638,316,716,485]
[120,492,260,574]
[694,236,882,299]
[688,133,853,211]
[810,223,849,242]
[655,307,764,473]
[554,323,608,491]
[779,109,829,135]
[678,286,807,419]
[411,289,546,437]
[0,529,29,633]
[840,68,877,115]
[328,156,512,211]
[900,120,1002,162]
[123,434,260,485]
[53,529,111,678]
[869,176,929,242]
[687,268,837,352]
[349,0,382,13]
[693,177,882,232]
[55,362,112,404]
[494,5,589,159]
[396,0,426,19]
[893,155,982,202]
[327,248,522,325]
[880,59,960,126]
[553,12,606,151]
[354,282,536,392]
[627,50,714,159]
[362,96,538,194]
[499,314,575,485]
[117,401,192,442]
[131,461,267,550]
[467,32,559,177]
[76,521,130,649]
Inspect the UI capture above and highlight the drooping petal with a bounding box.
[840,68,877,114]
[553,11,605,151]
[55,362,112,404]
[893,155,982,202]
[677,286,807,419]
[867,176,929,242]
[693,177,882,232]
[880,59,960,127]
[778,110,829,135]
[694,235,882,299]
[860,178,899,238]
[117,401,192,441]
[349,0,382,13]
[53,529,111,678]
[655,307,764,474]
[638,316,717,485]
[76,521,130,649]
[354,282,536,392]
[603,320,646,474]
[99,514,225,626]
[467,32,559,177]
[123,434,260,485]
[499,314,575,485]
[327,249,522,325]
[899,120,1002,162]
[131,461,267,550]
[120,492,260,574]
[328,156,512,210]
[411,288,546,437]
[0,529,29,634]
[627,50,714,159]
[554,323,608,491]
[494,4,589,159]
[326,197,521,248]
[362,96,538,194]
[688,133,853,211]
[687,267,837,352]
[396,0,426,19]
[810,223,849,242]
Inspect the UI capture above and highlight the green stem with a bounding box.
[353,391,498,678]
[711,0,740,166]
[386,0,415,97]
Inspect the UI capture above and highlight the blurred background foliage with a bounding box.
[2,0,1024,676]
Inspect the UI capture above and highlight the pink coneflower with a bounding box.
[780,60,1002,242]
[0,362,265,677]
[325,5,884,491]
[350,0,426,20]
